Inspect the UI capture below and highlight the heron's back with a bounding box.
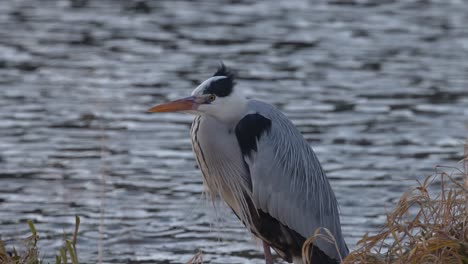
[246,100,348,260]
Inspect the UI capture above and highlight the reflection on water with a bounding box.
[0,0,467,263]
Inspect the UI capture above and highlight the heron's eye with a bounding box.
[207,94,216,103]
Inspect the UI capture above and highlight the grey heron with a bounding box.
[148,64,348,264]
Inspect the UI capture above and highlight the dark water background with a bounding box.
[0,0,467,263]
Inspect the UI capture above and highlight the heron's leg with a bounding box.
[263,241,273,264]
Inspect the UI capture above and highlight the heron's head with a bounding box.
[148,63,247,122]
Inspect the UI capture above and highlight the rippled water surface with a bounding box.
[1,0,468,263]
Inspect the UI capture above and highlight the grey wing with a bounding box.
[242,101,348,260]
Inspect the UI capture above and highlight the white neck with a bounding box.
[204,88,248,125]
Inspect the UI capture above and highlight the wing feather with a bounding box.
[238,100,349,261]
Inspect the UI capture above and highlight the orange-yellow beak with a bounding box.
[147,96,198,113]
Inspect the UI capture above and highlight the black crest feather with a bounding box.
[213,62,235,79]
[203,62,235,97]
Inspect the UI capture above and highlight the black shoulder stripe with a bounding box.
[235,113,272,156]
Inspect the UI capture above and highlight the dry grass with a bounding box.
[0,216,81,264]
[0,220,41,264]
[342,143,468,264]
[302,227,346,263]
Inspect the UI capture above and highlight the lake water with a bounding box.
[0,0,467,263]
